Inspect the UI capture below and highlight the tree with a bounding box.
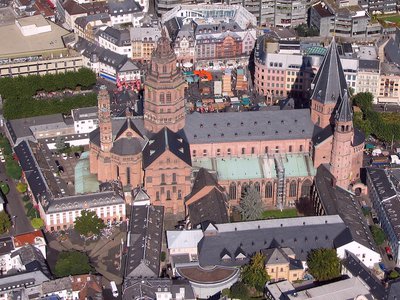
[31,218,44,229]
[238,186,263,221]
[54,251,93,277]
[307,248,341,281]
[5,159,22,180]
[74,210,106,237]
[0,211,11,234]
[389,270,400,280]
[371,225,386,245]
[55,137,66,153]
[353,92,374,112]
[241,252,270,293]
[0,182,9,195]
[16,182,27,193]
[229,282,249,299]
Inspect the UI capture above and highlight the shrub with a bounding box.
[31,218,44,229]
[27,207,38,219]
[161,251,166,262]
[24,202,33,210]
[22,195,30,202]
[0,182,9,195]
[16,182,27,193]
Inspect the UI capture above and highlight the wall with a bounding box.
[336,241,381,269]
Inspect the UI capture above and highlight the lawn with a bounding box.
[376,14,400,26]
[262,208,298,219]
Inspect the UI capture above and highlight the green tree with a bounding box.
[55,137,66,153]
[389,270,400,280]
[0,211,11,234]
[54,251,93,277]
[241,252,270,293]
[5,160,22,180]
[229,282,249,299]
[371,225,386,245]
[74,210,106,237]
[0,182,9,195]
[307,248,341,281]
[31,218,44,229]
[239,186,263,221]
[16,182,27,193]
[353,92,374,112]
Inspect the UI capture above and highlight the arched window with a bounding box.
[289,180,297,197]
[254,182,260,194]
[229,182,237,200]
[241,183,248,196]
[160,93,165,104]
[265,182,273,198]
[301,179,312,198]
[166,92,172,103]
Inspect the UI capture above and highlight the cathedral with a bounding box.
[89,31,364,215]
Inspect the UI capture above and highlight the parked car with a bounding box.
[379,262,388,273]
[58,165,64,173]
[385,246,394,261]
[61,153,68,160]
[55,160,60,166]
[74,152,81,159]
[0,156,5,163]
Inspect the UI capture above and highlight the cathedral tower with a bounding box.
[330,90,354,189]
[98,85,112,152]
[310,38,348,129]
[143,28,186,133]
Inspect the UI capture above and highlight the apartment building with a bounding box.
[98,26,131,56]
[130,25,161,62]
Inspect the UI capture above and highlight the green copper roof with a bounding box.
[305,46,327,56]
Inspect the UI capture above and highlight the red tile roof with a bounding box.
[13,230,45,248]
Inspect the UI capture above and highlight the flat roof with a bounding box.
[0,16,69,57]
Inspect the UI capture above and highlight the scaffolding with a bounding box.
[274,155,286,210]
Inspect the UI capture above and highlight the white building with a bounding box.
[108,0,144,26]
[71,106,98,134]
[98,27,131,57]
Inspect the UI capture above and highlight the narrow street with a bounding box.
[0,160,33,235]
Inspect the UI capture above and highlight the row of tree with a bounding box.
[353,92,400,142]
[4,93,97,119]
[0,68,96,100]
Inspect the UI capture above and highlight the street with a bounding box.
[0,151,33,235]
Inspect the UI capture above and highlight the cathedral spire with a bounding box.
[311,37,348,105]
[335,89,353,123]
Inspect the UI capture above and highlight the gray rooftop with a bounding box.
[197,215,349,267]
[183,109,314,144]
[124,205,164,279]
[72,106,97,122]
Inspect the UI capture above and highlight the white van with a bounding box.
[110,281,118,298]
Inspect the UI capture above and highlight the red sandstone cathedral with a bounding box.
[89,33,364,216]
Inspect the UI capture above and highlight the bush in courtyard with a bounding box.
[0,182,9,195]
[16,182,27,194]
[31,218,44,229]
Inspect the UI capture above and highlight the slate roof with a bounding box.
[111,138,143,155]
[358,59,380,71]
[383,28,400,66]
[262,247,303,270]
[130,25,161,41]
[315,164,377,251]
[184,109,314,144]
[10,245,51,278]
[0,270,49,293]
[124,205,164,279]
[74,13,110,29]
[197,215,348,267]
[108,0,142,16]
[0,236,14,256]
[6,114,67,144]
[311,38,348,105]
[186,169,228,227]
[342,251,386,299]
[71,106,97,122]
[122,278,195,300]
[142,127,191,168]
[335,90,353,123]
[99,27,130,47]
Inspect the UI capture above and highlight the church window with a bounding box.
[203,149,207,156]
[265,182,273,198]
[160,93,165,103]
[275,146,279,153]
[166,190,171,200]
[161,174,166,184]
[299,145,303,152]
[116,166,119,178]
[177,190,182,199]
[254,182,260,194]
[241,183,248,196]
[126,167,131,185]
[172,173,177,183]
[192,150,196,157]
[251,147,255,154]
[289,180,297,197]
[166,93,172,103]
[265,146,269,154]
[289,145,293,153]
[229,183,236,200]
[241,148,245,155]
[217,149,221,156]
